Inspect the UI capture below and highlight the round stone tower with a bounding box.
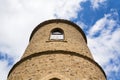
[8,19,106,80]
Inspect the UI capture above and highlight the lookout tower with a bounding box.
[8,19,106,80]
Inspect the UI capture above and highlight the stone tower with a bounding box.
[8,19,106,80]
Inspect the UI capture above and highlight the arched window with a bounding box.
[49,78,61,80]
[50,28,64,40]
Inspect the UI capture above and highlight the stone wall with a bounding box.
[22,22,93,59]
[8,19,106,80]
[8,51,106,80]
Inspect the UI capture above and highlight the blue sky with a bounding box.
[0,0,120,80]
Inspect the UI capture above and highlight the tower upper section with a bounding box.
[30,19,87,43]
[22,19,93,59]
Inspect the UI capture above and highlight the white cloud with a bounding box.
[54,0,86,19]
[0,0,87,80]
[76,21,88,29]
[89,13,117,36]
[88,28,120,65]
[87,11,120,76]
[0,0,86,58]
[104,58,120,76]
[90,0,106,9]
[0,60,11,80]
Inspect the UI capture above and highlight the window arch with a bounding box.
[49,78,61,80]
[50,28,64,40]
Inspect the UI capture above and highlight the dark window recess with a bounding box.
[49,78,61,80]
[50,28,64,40]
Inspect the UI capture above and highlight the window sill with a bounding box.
[46,40,67,42]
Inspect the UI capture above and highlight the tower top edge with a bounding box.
[29,19,87,43]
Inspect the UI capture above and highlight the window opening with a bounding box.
[49,78,61,80]
[50,28,64,40]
